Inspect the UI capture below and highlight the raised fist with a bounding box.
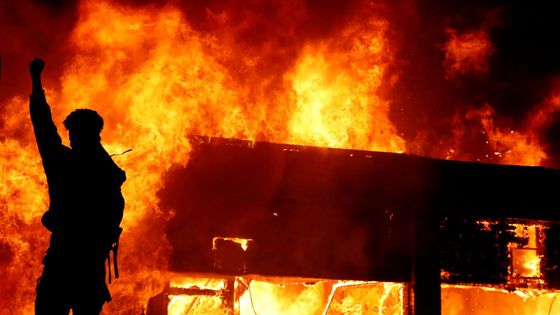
[30,58,45,78]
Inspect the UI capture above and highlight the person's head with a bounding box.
[63,109,103,150]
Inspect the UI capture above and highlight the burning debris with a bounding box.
[147,274,404,315]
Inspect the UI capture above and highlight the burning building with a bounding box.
[1,0,560,314]
[145,136,560,314]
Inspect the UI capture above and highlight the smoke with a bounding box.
[386,0,560,165]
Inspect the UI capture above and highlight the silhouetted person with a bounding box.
[29,58,125,315]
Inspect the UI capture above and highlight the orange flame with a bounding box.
[286,18,404,151]
[0,0,403,312]
[442,28,494,79]
[462,87,560,166]
[2,0,560,313]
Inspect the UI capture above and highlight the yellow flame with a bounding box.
[212,237,253,252]
[442,285,560,315]
[0,0,404,310]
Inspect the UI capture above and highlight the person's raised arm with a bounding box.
[30,58,44,95]
[29,58,63,164]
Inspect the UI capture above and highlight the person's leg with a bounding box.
[71,297,104,315]
[70,268,110,315]
[35,274,71,315]
[71,281,108,315]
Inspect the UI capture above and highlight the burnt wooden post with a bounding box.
[412,205,441,315]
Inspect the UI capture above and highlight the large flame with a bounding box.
[0,0,403,312]
[1,0,560,313]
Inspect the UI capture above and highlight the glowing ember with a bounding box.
[464,103,547,166]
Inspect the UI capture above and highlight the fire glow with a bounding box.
[159,274,404,315]
[1,0,560,314]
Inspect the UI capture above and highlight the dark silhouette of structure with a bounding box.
[29,58,125,315]
[151,136,560,315]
